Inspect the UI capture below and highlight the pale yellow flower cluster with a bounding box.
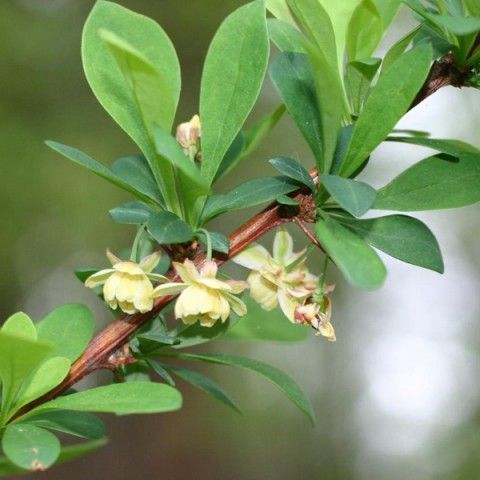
[294,292,336,342]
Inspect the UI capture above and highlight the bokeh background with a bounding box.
[1,1,480,479]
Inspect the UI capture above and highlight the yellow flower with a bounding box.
[233,227,317,322]
[85,250,166,314]
[152,259,247,327]
[294,295,336,342]
[176,114,201,157]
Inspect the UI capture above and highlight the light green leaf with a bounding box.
[381,25,421,71]
[346,57,382,115]
[346,0,383,61]
[14,357,70,412]
[109,202,154,225]
[375,154,480,210]
[316,216,386,289]
[268,19,305,53]
[0,332,52,424]
[341,44,433,176]
[321,174,376,216]
[26,410,105,440]
[269,53,323,166]
[200,1,270,184]
[429,14,480,36]
[373,0,402,27]
[225,297,309,342]
[386,135,480,155]
[1,313,36,340]
[201,176,300,222]
[269,156,315,192]
[46,142,161,206]
[28,382,182,416]
[337,214,444,272]
[174,353,315,423]
[110,155,163,204]
[148,211,194,244]
[465,0,480,16]
[82,1,181,209]
[266,0,297,25]
[2,424,60,471]
[36,304,94,363]
[167,365,240,413]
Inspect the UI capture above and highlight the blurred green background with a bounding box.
[1,1,480,478]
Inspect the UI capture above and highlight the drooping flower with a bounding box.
[232,227,317,322]
[152,259,248,327]
[176,114,201,158]
[85,250,166,314]
[294,288,336,342]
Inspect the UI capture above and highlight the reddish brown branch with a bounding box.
[17,49,472,418]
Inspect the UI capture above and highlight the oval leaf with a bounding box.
[321,174,376,216]
[316,216,386,289]
[2,424,60,471]
[148,211,194,245]
[374,154,480,211]
[109,202,154,225]
[200,1,269,184]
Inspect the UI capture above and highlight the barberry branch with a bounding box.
[17,49,473,419]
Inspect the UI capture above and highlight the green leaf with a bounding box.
[82,1,181,208]
[200,1,270,184]
[373,0,402,27]
[381,25,421,71]
[340,44,433,177]
[1,313,36,340]
[374,154,480,210]
[74,268,98,284]
[172,353,315,424]
[276,195,299,206]
[147,211,194,244]
[316,216,386,289]
[0,439,107,476]
[225,297,309,342]
[465,0,480,16]
[0,332,52,424]
[337,214,444,272]
[109,202,154,225]
[346,0,383,61]
[28,382,182,416]
[202,176,300,222]
[46,142,161,206]
[268,19,305,53]
[110,155,163,204]
[269,156,315,192]
[26,410,105,440]
[269,53,323,165]
[429,14,480,36]
[167,365,240,413]
[36,304,94,363]
[387,136,480,155]
[2,424,60,471]
[321,174,377,216]
[346,57,382,114]
[171,320,233,349]
[14,357,70,412]
[146,360,176,386]
[266,0,297,25]
[196,231,230,254]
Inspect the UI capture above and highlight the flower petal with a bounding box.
[278,289,301,323]
[147,273,169,283]
[248,272,278,311]
[152,283,187,297]
[139,251,162,273]
[224,292,247,317]
[198,277,232,291]
[232,244,272,270]
[173,259,200,283]
[84,269,114,288]
[106,249,122,266]
[273,227,294,265]
[225,280,248,294]
[200,260,218,279]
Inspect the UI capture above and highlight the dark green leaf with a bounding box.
[46,142,161,206]
[321,174,377,216]
[26,410,106,440]
[429,14,480,36]
[28,382,182,416]
[346,57,382,114]
[146,360,176,386]
[269,156,316,192]
[276,195,299,206]
[2,424,60,471]
[316,216,386,289]
[147,211,194,244]
[270,52,323,166]
[74,268,98,284]
[375,154,480,210]
[109,202,154,225]
[202,176,300,222]
[196,231,230,254]
[200,1,270,184]
[172,353,315,423]
[171,319,234,349]
[214,133,246,181]
[36,304,94,363]
[167,365,240,413]
[387,136,480,155]
[341,44,433,177]
[337,214,444,272]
